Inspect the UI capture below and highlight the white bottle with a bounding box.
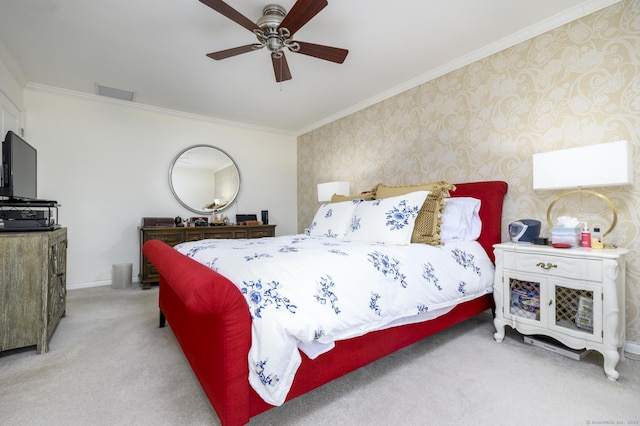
[591,225,604,249]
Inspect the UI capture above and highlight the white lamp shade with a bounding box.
[533,140,633,190]
[317,181,350,202]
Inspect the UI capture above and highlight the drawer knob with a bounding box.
[536,262,557,270]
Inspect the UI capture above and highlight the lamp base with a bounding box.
[546,188,617,238]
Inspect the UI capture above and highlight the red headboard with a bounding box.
[450,181,508,263]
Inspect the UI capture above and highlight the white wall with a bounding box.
[0,89,20,137]
[0,50,23,114]
[0,54,23,135]
[22,87,298,288]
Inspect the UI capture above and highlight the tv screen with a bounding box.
[1,131,37,200]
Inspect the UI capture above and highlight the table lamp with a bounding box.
[532,140,632,238]
[317,181,350,202]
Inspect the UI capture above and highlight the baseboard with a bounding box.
[67,278,140,291]
[625,341,640,358]
[67,281,110,290]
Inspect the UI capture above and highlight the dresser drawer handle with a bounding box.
[536,262,557,270]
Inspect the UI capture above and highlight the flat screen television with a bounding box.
[1,130,37,200]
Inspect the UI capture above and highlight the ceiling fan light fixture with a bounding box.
[265,36,283,53]
[256,4,285,30]
[255,4,289,54]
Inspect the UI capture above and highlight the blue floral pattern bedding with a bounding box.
[174,235,494,406]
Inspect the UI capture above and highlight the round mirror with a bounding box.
[169,145,240,214]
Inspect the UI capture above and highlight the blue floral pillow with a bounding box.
[345,191,429,244]
[308,200,362,238]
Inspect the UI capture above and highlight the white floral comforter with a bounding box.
[174,235,494,406]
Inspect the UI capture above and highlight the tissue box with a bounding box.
[551,226,580,247]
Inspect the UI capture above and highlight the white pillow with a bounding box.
[440,197,482,242]
[308,200,362,238]
[345,191,429,245]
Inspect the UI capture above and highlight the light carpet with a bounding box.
[1,286,639,426]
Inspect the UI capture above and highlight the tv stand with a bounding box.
[0,228,67,353]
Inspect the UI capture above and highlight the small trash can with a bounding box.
[111,263,133,289]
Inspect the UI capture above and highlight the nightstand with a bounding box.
[492,242,628,380]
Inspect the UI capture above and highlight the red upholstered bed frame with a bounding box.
[143,180,508,425]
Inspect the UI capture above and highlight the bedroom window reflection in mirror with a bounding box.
[169,145,240,214]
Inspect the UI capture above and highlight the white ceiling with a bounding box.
[0,0,619,135]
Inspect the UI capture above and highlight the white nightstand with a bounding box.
[492,242,628,380]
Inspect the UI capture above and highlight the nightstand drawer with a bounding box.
[504,251,602,282]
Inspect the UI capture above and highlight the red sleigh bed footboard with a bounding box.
[145,240,253,425]
[143,180,507,426]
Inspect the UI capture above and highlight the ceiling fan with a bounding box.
[200,0,349,82]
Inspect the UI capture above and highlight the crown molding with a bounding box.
[24,82,297,137]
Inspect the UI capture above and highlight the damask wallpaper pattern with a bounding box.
[297,0,640,344]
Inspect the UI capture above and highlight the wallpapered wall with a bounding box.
[297,0,640,344]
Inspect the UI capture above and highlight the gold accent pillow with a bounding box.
[373,181,455,245]
[330,192,374,203]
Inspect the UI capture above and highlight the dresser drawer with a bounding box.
[143,231,183,246]
[504,251,602,282]
[145,261,160,281]
[200,230,238,239]
[248,229,275,238]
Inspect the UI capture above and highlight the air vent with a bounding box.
[95,84,135,102]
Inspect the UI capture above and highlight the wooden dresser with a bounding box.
[139,224,276,289]
[0,228,67,354]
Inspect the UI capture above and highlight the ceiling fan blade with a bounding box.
[271,53,292,82]
[294,41,348,64]
[279,0,328,36]
[207,44,260,60]
[199,0,260,33]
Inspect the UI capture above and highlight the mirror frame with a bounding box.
[168,144,241,215]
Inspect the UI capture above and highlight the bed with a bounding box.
[142,180,508,425]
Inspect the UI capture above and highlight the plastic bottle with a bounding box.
[591,225,604,249]
[581,222,591,248]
